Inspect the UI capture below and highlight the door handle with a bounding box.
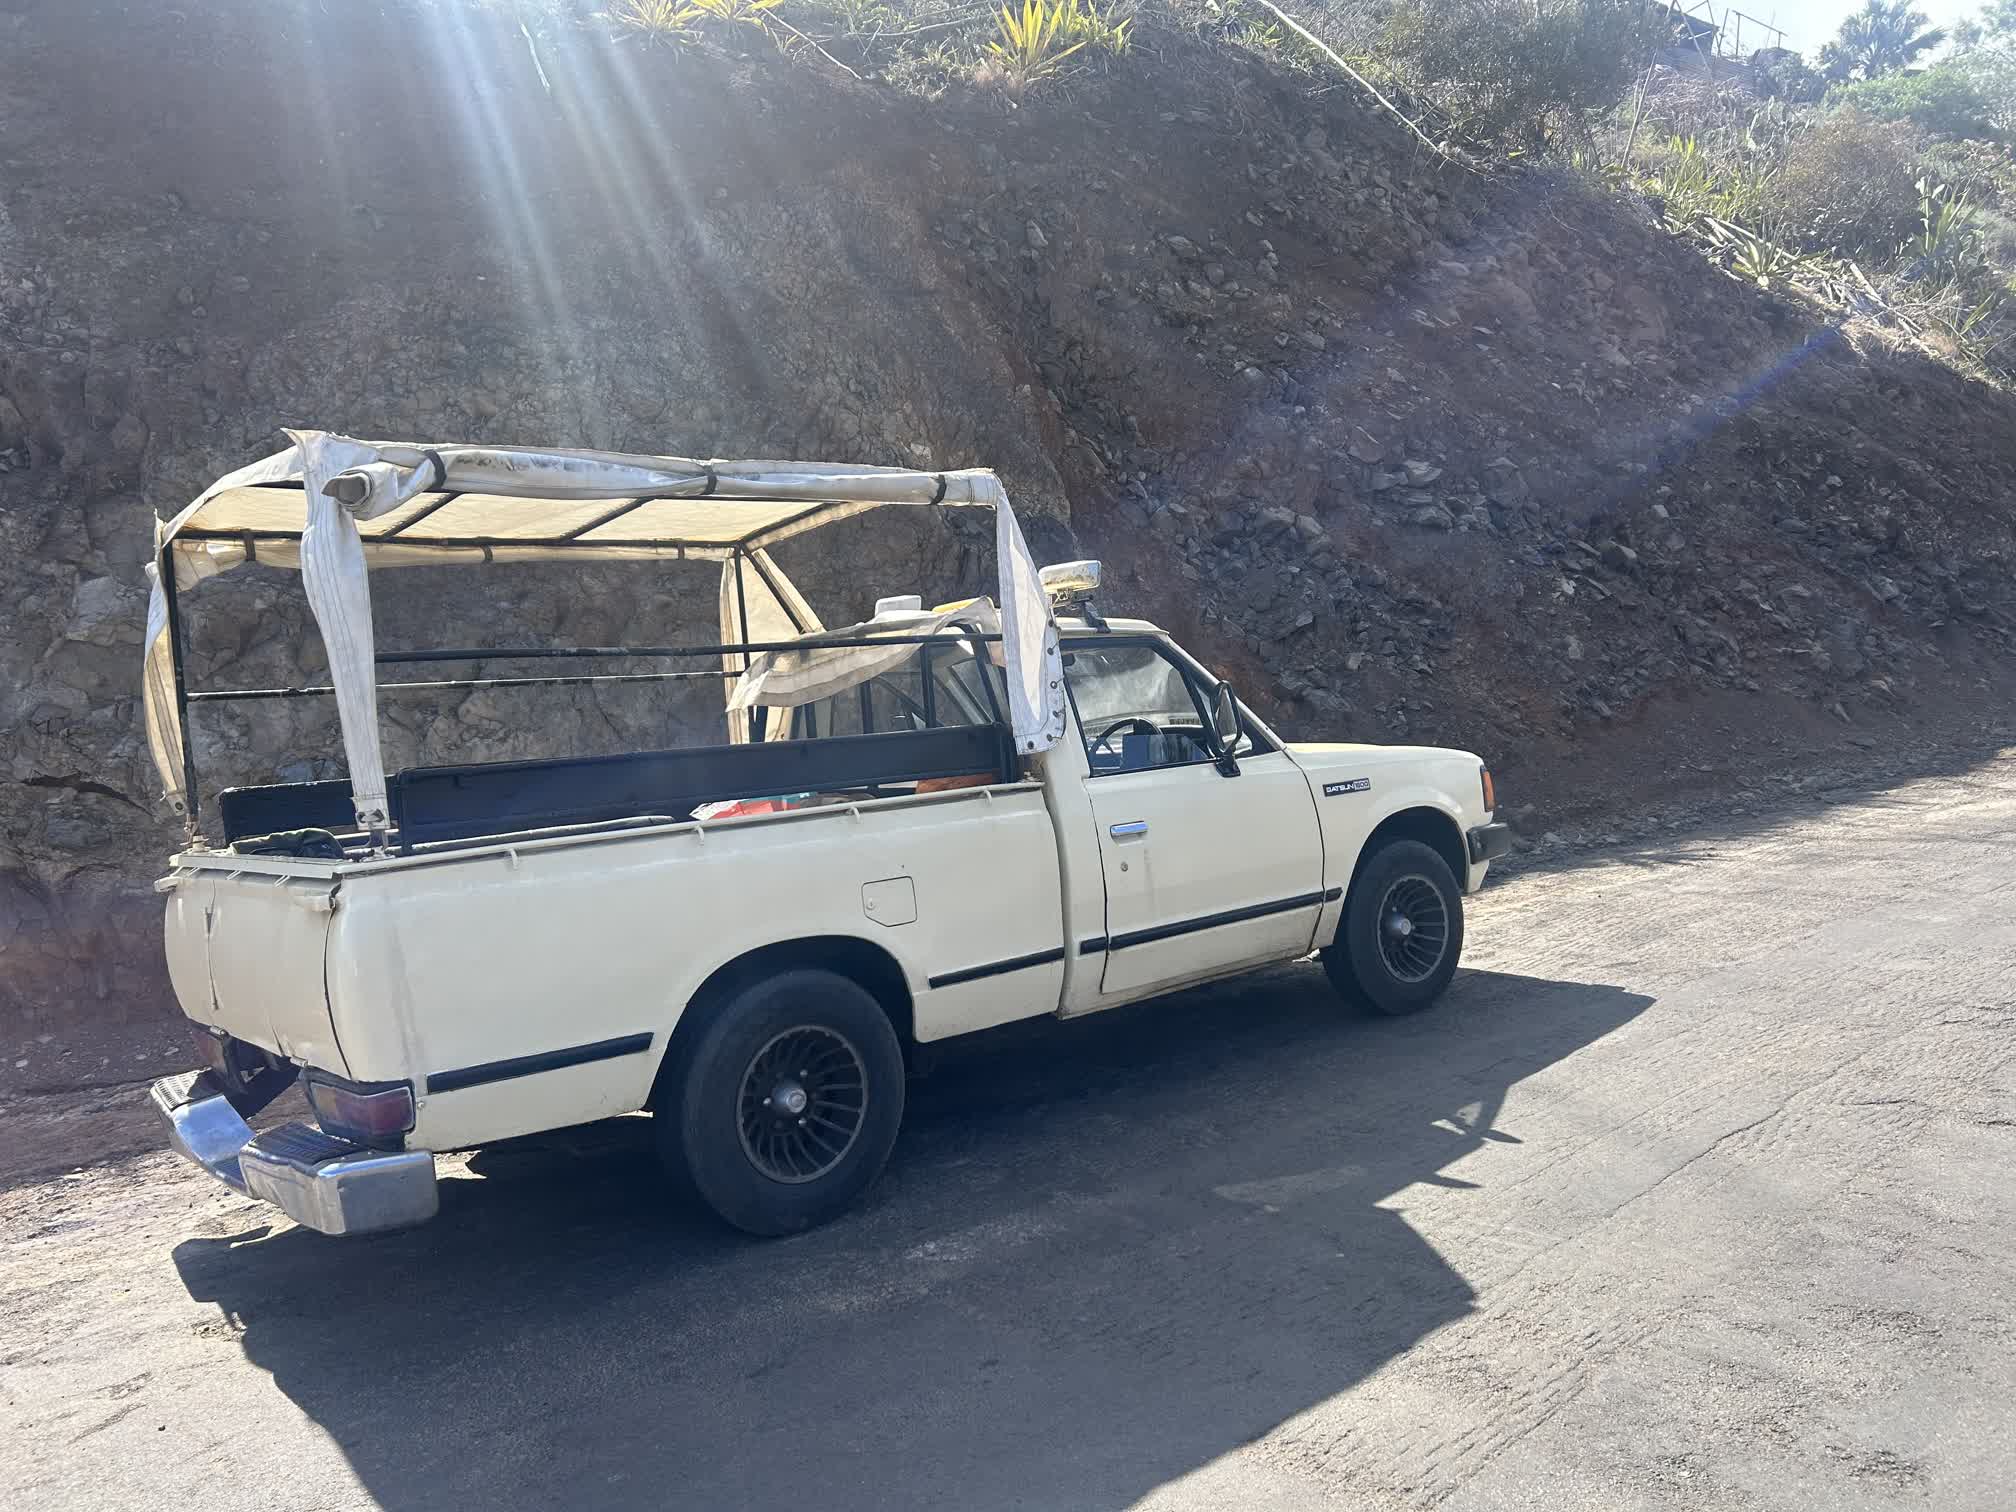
[1109,820,1149,837]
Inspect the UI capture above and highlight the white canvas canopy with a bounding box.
[144,430,1065,833]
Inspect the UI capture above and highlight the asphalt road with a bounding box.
[5,757,2015,1511]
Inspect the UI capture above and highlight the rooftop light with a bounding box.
[1039,560,1103,604]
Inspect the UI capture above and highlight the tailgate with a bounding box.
[162,869,347,1074]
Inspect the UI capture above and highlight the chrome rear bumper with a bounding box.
[151,1070,254,1193]
[150,1071,438,1235]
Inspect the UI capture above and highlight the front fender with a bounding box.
[1315,786,1470,938]
[1285,742,1483,940]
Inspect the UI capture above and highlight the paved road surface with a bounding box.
[5,758,2015,1511]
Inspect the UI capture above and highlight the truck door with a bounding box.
[1064,640,1324,999]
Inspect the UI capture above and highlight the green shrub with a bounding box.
[1750,49,1828,104]
[1918,132,2016,207]
[1834,62,2002,139]
[805,0,902,34]
[1374,0,1665,145]
[1761,108,1929,256]
[1952,49,2016,137]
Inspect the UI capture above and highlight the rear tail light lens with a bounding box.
[306,1075,416,1146]
[1480,765,1497,814]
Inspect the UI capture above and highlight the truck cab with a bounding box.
[1042,614,1498,1013]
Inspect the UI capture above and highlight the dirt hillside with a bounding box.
[4,0,2016,1046]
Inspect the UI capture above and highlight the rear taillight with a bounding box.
[306,1075,416,1146]
[1480,765,1496,814]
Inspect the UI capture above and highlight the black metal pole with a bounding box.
[733,549,754,677]
[188,668,737,703]
[157,543,201,837]
[370,633,1002,666]
[743,549,809,634]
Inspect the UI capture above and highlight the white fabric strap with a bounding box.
[720,550,826,743]
[291,431,391,832]
[991,481,1066,754]
[726,602,1001,715]
[140,562,183,816]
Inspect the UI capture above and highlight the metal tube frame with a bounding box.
[187,669,739,703]
[157,490,1029,839]
[743,549,810,635]
[377,492,463,538]
[178,634,1010,712]
[374,633,1005,665]
[733,549,754,678]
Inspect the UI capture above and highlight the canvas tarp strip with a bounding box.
[720,550,825,745]
[295,431,396,830]
[140,559,183,815]
[995,499,1063,756]
[725,603,1003,717]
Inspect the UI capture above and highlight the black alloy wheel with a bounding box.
[1322,838,1465,1015]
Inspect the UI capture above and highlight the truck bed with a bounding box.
[163,774,1069,1152]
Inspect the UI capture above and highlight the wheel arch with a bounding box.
[647,935,916,1108]
[1345,804,1469,914]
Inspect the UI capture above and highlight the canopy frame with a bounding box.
[163,481,863,555]
[144,433,1066,846]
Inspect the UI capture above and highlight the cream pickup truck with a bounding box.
[143,436,1508,1238]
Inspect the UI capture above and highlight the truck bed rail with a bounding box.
[219,722,1019,850]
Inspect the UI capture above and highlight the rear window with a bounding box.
[774,639,1006,740]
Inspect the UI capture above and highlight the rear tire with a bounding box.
[658,968,905,1236]
[1322,839,1464,1016]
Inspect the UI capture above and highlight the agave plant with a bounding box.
[610,0,705,39]
[609,0,779,42]
[1911,179,1983,273]
[1067,0,1133,54]
[690,0,783,25]
[1701,217,1808,290]
[986,0,1090,95]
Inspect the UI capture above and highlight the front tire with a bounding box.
[660,968,905,1236]
[1322,839,1464,1015]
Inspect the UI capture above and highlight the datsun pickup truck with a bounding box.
[142,436,1509,1237]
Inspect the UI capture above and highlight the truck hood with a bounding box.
[1285,741,1484,768]
[1284,742,1491,827]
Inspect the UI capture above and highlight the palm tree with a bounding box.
[1953,0,2016,49]
[1817,0,1948,80]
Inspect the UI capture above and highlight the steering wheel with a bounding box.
[1091,717,1159,756]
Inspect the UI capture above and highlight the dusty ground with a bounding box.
[4,754,2015,1510]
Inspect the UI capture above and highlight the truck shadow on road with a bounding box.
[173,965,1649,1511]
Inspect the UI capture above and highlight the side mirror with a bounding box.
[1210,682,1241,749]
